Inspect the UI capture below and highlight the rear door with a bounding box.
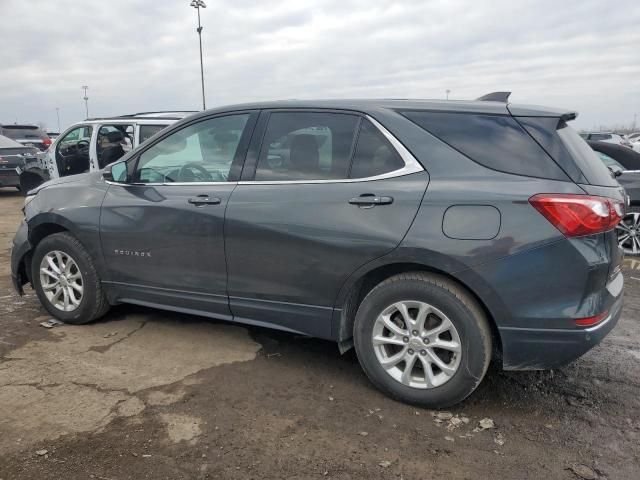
[224,110,428,338]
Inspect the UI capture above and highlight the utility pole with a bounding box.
[446,89,451,100]
[82,86,89,118]
[55,107,60,132]
[190,0,207,110]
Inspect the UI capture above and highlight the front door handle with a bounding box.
[349,194,394,207]
[188,195,221,206]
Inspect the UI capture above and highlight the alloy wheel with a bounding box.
[371,300,462,389]
[616,212,640,255]
[39,250,84,312]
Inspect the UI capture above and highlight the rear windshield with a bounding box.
[1,125,45,139]
[557,124,618,187]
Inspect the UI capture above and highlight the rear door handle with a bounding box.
[349,195,394,207]
[188,195,221,206]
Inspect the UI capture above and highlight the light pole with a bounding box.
[190,0,207,110]
[55,107,60,132]
[446,89,451,100]
[81,85,89,118]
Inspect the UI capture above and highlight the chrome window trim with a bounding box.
[105,114,424,187]
[239,115,423,185]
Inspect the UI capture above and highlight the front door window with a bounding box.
[135,114,249,183]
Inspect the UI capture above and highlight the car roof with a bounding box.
[186,98,576,119]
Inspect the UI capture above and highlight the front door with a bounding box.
[224,111,428,338]
[99,112,256,318]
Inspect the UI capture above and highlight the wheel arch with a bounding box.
[333,258,503,363]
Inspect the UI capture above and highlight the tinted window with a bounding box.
[349,119,404,178]
[139,124,168,143]
[401,111,569,180]
[557,124,618,186]
[255,112,359,181]
[589,134,611,141]
[136,114,249,183]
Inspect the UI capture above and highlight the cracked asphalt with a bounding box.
[0,188,639,479]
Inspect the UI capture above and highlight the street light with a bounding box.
[81,85,89,118]
[446,89,451,100]
[190,0,207,110]
[55,107,60,132]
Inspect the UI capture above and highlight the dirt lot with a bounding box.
[0,188,638,480]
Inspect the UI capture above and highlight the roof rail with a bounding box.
[476,91,511,102]
[84,111,197,121]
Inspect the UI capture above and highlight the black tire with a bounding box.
[31,232,110,324]
[353,272,492,408]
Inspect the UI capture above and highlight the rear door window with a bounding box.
[349,119,404,178]
[139,124,169,143]
[254,112,359,181]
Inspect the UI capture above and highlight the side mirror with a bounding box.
[608,165,624,178]
[103,161,128,183]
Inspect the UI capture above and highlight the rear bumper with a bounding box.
[0,169,20,187]
[499,273,623,370]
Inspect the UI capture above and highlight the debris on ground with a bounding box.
[568,464,598,480]
[494,433,505,446]
[378,461,392,468]
[444,436,455,442]
[473,418,495,432]
[358,431,368,437]
[39,319,64,329]
[433,411,453,421]
[103,331,118,338]
[35,449,48,456]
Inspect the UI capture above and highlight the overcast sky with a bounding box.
[1,0,638,132]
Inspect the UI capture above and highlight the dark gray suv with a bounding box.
[11,95,625,407]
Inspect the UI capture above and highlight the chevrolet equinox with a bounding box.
[11,93,625,407]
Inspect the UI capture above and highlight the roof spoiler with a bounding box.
[476,91,511,103]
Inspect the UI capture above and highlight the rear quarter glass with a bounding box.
[400,110,569,181]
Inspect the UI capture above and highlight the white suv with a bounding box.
[19,111,193,192]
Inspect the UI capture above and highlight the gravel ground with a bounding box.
[0,187,638,479]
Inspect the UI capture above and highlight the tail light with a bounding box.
[575,311,608,327]
[529,194,623,237]
[42,137,52,147]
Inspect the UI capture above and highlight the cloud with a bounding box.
[1,0,638,131]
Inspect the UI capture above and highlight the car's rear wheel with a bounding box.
[616,206,640,255]
[353,272,492,408]
[31,232,110,324]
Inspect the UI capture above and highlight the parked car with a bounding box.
[0,124,52,151]
[0,135,38,190]
[588,140,640,255]
[11,94,624,407]
[47,132,60,140]
[580,132,632,148]
[19,111,193,193]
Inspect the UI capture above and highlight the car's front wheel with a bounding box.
[31,232,110,324]
[353,272,492,408]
